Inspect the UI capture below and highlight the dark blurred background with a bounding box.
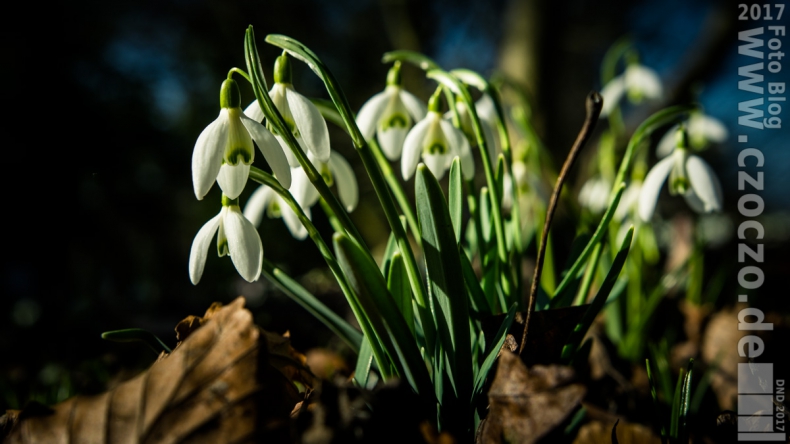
[2,0,788,409]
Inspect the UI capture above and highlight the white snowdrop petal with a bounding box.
[423,153,452,179]
[475,93,497,124]
[281,197,309,240]
[638,156,675,221]
[378,126,409,160]
[398,89,427,121]
[683,189,707,213]
[243,185,275,228]
[192,111,229,200]
[328,152,358,212]
[356,91,390,139]
[626,65,663,99]
[290,166,319,208]
[657,124,680,158]
[599,77,625,117]
[224,208,263,282]
[243,100,265,122]
[401,118,431,180]
[440,120,474,180]
[216,163,250,200]
[188,212,222,285]
[240,114,292,189]
[286,88,331,162]
[686,155,723,212]
[693,114,728,143]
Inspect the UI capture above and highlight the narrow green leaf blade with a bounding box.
[416,164,473,406]
[101,328,171,354]
[473,303,517,399]
[388,252,415,335]
[333,232,434,399]
[553,183,626,301]
[354,337,374,389]
[448,157,463,245]
[561,226,634,362]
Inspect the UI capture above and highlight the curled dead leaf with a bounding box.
[1,297,311,443]
[477,350,586,444]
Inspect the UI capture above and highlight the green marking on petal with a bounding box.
[671,177,690,195]
[380,113,408,131]
[426,142,448,155]
[320,163,334,186]
[224,146,253,165]
[267,200,282,218]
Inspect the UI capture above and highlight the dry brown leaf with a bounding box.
[2,297,309,443]
[573,420,661,444]
[477,350,586,444]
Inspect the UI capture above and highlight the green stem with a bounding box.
[244,28,367,251]
[368,138,421,245]
[573,241,603,306]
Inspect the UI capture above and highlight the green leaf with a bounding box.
[354,337,374,389]
[472,303,517,399]
[260,258,362,353]
[381,50,440,71]
[333,232,434,399]
[388,252,415,335]
[101,328,171,354]
[448,157,463,244]
[678,359,694,443]
[479,187,493,244]
[416,164,473,406]
[670,368,685,440]
[460,251,492,316]
[552,183,626,302]
[646,359,668,442]
[561,226,634,362]
[495,154,505,209]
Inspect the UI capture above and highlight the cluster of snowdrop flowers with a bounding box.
[401,89,475,180]
[638,125,723,221]
[243,151,358,239]
[189,52,356,284]
[192,77,291,200]
[244,53,331,168]
[600,62,663,117]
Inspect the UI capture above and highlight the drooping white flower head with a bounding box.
[189,195,263,284]
[401,90,474,181]
[356,62,427,160]
[444,94,502,167]
[243,167,314,240]
[192,78,291,200]
[578,176,613,214]
[657,112,729,157]
[245,53,331,168]
[639,126,723,221]
[600,63,663,117]
[308,151,359,212]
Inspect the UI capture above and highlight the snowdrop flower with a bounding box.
[245,53,331,168]
[310,151,359,212]
[244,167,315,240]
[445,94,501,166]
[189,195,263,284]
[578,176,613,214]
[192,78,291,200]
[401,90,474,181]
[657,112,728,157]
[600,64,663,117]
[357,62,427,160]
[639,127,723,221]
